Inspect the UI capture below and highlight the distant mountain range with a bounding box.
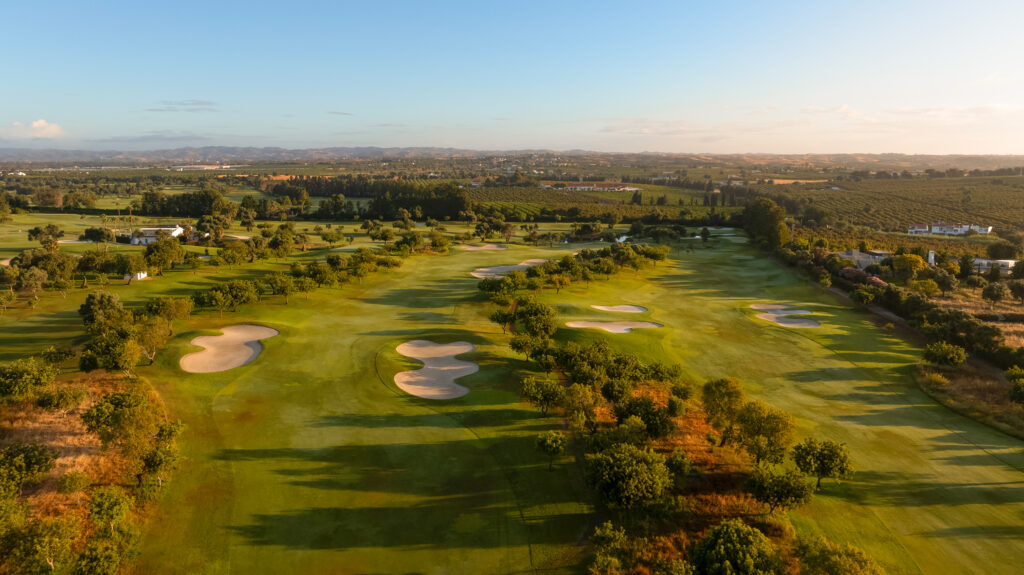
[1,146,1023,170]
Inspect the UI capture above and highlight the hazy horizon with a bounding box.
[3,0,1022,154]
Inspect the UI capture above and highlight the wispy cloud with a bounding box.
[0,119,64,139]
[327,111,353,116]
[146,99,218,113]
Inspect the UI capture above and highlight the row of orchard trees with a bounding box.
[478,243,879,574]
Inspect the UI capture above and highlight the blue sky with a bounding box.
[2,0,1022,153]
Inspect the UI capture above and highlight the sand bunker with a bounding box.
[459,244,508,251]
[591,305,648,313]
[470,259,547,279]
[180,325,280,373]
[750,304,820,328]
[394,340,478,399]
[565,321,663,333]
[0,258,10,266]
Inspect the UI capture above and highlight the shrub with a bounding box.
[924,342,967,366]
[691,519,781,575]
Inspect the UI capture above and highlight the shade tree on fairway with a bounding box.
[520,376,564,415]
[747,469,814,515]
[89,487,132,536]
[791,438,854,488]
[796,536,884,575]
[535,431,566,471]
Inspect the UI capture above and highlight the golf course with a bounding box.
[4,219,1024,574]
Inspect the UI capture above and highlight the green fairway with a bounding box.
[129,244,595,574]
[537,231,1024,575]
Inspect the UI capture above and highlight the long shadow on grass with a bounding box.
[228,504,590,551]
[358,278,476,308]
[313,409,541,430]
[214,436,568,498]
[831,470,1024,507]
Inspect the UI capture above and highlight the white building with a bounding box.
[908,224,930,234]
[972,258,1017,273]
[908,223,992,236]
[130,225,185,245]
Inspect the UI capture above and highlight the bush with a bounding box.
[691,519,781,575]
[923,342,967,366]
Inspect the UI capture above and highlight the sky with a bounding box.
[2,0,1022,154]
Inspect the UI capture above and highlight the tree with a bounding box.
[521,376,564,416]
[80,391,158,452]
[36,386,85,417]
[547,274,571,294]
[141,444,179,487]
[0,442,60,493]
[196,213,230,242]
[136,316,171,365]
[11,517,80,574]
[74,538,125,575]
[796,536,884,575]
[78,291,124,330]
[144,237,184,275]
[892,254,926,281]
[265,273,294,304]
[0,290,14,315]
[535,431,566,471]
[28,224,65,247]
[587,443,670,509]
[58,470,91,503]
[115,254,146,284]
[295,277,316,300]
[923,341,967,366]
[308,262,336,287]
[18,267,47,300]
[791,438,854,488]
[987,240,1020,260]
[89,487,132,536]
[701,377,747,446]
[0,357,58,399]
[748,469,814,515]
[908,279,940,298]
[79,335,142,377]
[613,396,675,439]
[933,268,959,295]
[736,401,796,466]
[82,227,116,245]
[690,519,781,575]
[1009,280,1024,304]
[981,281,1008,308]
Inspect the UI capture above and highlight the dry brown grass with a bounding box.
[0,372,129,518]
[934,289,1024,347]
[915,362,1024,440]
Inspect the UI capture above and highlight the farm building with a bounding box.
[130,225,185,245]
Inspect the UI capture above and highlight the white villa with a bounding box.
[130,225,185,245]
[907,223,992,236]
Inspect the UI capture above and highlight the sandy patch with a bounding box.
[565,321,663,333]
[0,258,10,266]
[459,244,508,251]
[57,239,89,244]
[591,305,648,313]
[394,340,478,399]
[227,234,251,241]
[750,304,820,328]
[470,259,547,279]
[180,324,280,373]
[769,179,828,185]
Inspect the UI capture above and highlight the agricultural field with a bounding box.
[763,175,1024,231]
